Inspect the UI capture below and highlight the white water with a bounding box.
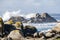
[23,23,58,32]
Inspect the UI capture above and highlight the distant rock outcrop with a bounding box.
[28,13,57,23]
[8,13,57,23]
[9,16,28,23]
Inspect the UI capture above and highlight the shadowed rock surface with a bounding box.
[4,24,16,36]
[22,25,37,37]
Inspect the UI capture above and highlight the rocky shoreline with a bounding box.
[0,17,60,40]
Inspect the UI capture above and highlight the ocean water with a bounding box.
[23,14,60,32]
[50,14,60,20]
[23,23,58,32]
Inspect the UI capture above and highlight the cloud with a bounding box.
[0,0,60,15]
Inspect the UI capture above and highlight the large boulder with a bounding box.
[0,17,16,37]
[23,25,37,37]
[4,24,16,36]
[52,23,60,33]
[7,30,24,40]
[45,32,55,38]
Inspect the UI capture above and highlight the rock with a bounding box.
[55,34,60,39]
[9,16,28,23]
[13,21,23,30]
[47,37,55,40]
[1,37,9,40]
[45,32,55,38]
[28,13,57,23]
[0,17,16,37]
[23,25,37,37]
[33,32,38,38]
[52,23,60,33]
[4,20,14,25]
[3,24,16,36]
[0,17,5,37]
[7,30,24,40]
[33,32,44,38]
[39,32,45,38]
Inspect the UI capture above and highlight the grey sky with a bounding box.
[0,0,60,16]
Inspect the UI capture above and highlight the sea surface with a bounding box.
[50,14,60,20]
[23,23,58,32]
[23,14,60,32]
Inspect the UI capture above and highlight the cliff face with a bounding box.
[9,13,57,23]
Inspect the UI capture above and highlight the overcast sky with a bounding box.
[0,0,60,16]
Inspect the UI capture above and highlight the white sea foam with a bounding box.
[2,10,24,21]
[25,13,36,18]
[2,10,37,21]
